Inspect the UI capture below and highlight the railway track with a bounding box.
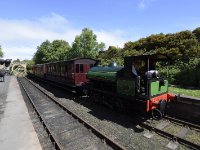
[166,95,200,125]
[26,75,200,149]
[28,75,76,93]
[141,115,200,150]
[18,77,126,150]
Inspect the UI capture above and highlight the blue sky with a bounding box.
[0,0,200,60]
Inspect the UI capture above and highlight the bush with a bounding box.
[177,58,200,87]
[159,58,200,87]
[158,65,180,83]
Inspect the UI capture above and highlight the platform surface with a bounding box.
[0,76,42,150]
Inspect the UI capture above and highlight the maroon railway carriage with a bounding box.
[32,58,99,90]
[32,64,45,77]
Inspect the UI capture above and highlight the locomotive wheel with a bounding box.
[152,99,167,120]
[152,108,163,120]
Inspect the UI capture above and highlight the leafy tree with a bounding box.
[164,31,200,61]
[123,31,200,61]
[0,46,3,58]
[49,40,71,61]
[98,46,123,66]
[97,42,106,52]
[68,36,82,59]
[26,59,35,71]
[123,34,165,53]
[104,46,120,59]
[193,27,200,42]
[68,28,105,59]
[33,40,71,64]
[33,40,52,64]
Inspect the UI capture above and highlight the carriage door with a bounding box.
[75,63,87,85]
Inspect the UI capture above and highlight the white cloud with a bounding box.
[137,0,156,10]
[0,13,137,60]
[96,29,128,48]
[138,0,146,10]
[0,13,78,60]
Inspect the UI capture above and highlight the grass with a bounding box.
[168,86,200,98]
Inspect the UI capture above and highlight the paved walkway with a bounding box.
[0,76,42,150]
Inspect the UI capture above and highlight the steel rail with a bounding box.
[27,75,200,149]
[164,115,200,131]
[28,75,76,93]
[140,121,200,150]
[18,78,64,150]
[24,77,126,150]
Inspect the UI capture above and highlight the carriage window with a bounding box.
[76,64,79,73]
[80,64,84,73]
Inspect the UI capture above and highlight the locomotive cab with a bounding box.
[123,54,172,115]
[124,54,169,95]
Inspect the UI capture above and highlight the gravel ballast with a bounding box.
[19,77,113,150]
[29,78,192,150]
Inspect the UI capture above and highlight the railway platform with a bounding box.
[0,76,42,150]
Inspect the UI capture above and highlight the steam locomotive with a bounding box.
[29,54,175,117]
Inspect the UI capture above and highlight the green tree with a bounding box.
[0,46,3,58]
[97,42,106,51]
[101,46,121,59]
[122,31,200,61]
[69,28,105,59]
[33,40,52,64]
[68,36,82,59]
[49,40,71,61]
[164,31,200,60]
[123,34,165,53]
[26,59,35,71]
[98,46,123,66]
[33,40,71,64]
[193,27,200,42]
